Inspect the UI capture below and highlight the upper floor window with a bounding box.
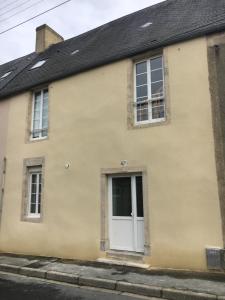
[134,56,165,124]
[31,89,48,140]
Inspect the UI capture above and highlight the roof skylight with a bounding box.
[30,60,46,69]
[0,71,12,79]
[71,50,79,55]
[141,22,153,28]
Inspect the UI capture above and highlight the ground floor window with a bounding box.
[28,168,42,217]
[22,157,45,222]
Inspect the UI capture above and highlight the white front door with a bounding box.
[108,175,144,253]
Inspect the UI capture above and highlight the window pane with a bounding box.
[136,85,148,99]
[38,204,41,214]
[32,89,48,139]
[34,91,41,101]
[31,184,36,194]
[151,81,163,98]
[152,99,164,107]
[34,102,40,109]
[151,69,163,82]
[136,73,147,86]
[30,203,36,214]
[32,174,37,183]
[38,193,41,204]
[43,96,48,113]
[32,131,39,139]
[42,98,48,116]
[137,103,148,122]
[43,89,48,99]
[152,100,165,119]
[42,117,48,129]
[34,98,41,107]
[136,176,144,217]
[136,62,147,75]
[112,177,132,217]
[42,90,48,135]
[150,56,162,70]
[31,193,36,204]
[29,171,42,215]
[33,111,40,122]
[42,129,48,137]
[33,94,41,133]
[33,121,40,131]
[39,175,42,195]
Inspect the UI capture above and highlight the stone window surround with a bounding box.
[100,166,150,256]
[127,48,171,130]
[21,157,45,223]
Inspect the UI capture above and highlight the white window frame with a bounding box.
[134,55,165,125]
[27,167,42,218]
[31,88,48,140]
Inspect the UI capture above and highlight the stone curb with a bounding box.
[19,267,46,278]
[0,263,20,274]
[79,277,116,290]
[46,271,79,284]
[0,263,223,299]
[117,281,162,297]
[162,289,217,300]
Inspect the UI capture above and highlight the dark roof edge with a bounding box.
[0,53,37,96]
[1,22,225,101]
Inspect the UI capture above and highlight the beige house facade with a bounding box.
[0,0,225,272]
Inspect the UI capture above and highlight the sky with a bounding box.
[0,0,164,64]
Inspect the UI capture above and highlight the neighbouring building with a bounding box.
[0,0,225,271]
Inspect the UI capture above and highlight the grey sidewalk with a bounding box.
[0,254,225,299]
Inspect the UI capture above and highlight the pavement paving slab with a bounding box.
[39,262,225,296]
[0,255,37,267]
[0,254,225,297]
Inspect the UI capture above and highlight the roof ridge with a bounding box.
[49,0,169,50]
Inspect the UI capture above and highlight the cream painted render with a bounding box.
[0,36,223,271]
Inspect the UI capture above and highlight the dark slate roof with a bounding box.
[0,53,37,92]
[1,0,225,99]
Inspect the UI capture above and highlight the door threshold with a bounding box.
[97,258,149,269]
[107,249,144,260]
[97,249,149,269]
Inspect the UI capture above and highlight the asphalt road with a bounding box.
[0,272,152,300]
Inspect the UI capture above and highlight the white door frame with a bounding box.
[108,174,144,253]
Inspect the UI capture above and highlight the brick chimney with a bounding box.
[35,24,64,53]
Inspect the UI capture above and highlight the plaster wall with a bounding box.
[0,37,223,270]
